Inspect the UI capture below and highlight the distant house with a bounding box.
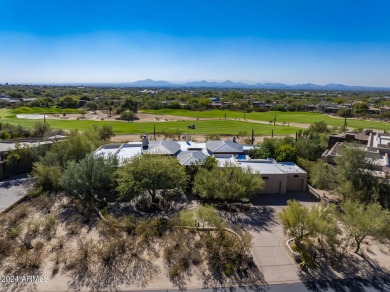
[252,101,272,109]
[94,133,308,194]
[322,131,390,175]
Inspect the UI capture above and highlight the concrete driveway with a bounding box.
[0,174,31,213]
[250,192,319,284]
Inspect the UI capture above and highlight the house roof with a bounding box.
[177,151,207,166]
[206,140,243,154]
[143,141,180,155]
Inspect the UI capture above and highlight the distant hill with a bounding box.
[33,80,390,91]
[122,80,390,91]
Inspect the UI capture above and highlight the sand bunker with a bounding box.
[17,114,46,119]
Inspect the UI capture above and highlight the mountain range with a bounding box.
[110,79,390,91]
[39,79,390,91]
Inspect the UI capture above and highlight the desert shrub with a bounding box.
[42,215,56,229]
[60,155,118,208]
[51,236,66,252]
[0,238,13,260]
[14,247,43,271]
[121,215,138,235]
[163,229,201,282]
[27,220,41,236]
[97,215,122,238]
[203,229,251,277]
[96,237,128,269]
[65,221,81,237]
[205,134,221,141]
[42,215,57,239]
[19,220,42,250]
[6,225,22,239]
[31,162,62,192]
[8,205,30,225]
[66,239,96,272]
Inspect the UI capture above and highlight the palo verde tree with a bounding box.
[338,199,389,254]
[193,162,264,202]
[278,200,340,252]
[115,155,187,207]
[278,200,313,247]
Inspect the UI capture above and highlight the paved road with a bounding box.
[141,277,390,291]
[0,174,31,213]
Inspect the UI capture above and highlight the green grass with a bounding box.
[0,109,299,135]
[142,109,390,131]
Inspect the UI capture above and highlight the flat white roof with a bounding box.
[116,145,142,162]
[379,136,390,145]
[275,162,306,174]
[216,156,239,167]
[94,147,119,159]
[239,161,284,174]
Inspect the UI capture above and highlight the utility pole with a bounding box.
[251,129,254,145]
[271,129,274,139]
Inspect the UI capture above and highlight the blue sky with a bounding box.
[1,0,389,86]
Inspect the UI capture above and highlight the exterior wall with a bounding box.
[286,173,307,191]
[258,173,287,194]
[257,172,307,194]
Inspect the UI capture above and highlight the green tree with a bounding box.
[79,109,87,118]
[193,164,264,201]
[60,155,118,208]
[338,200,389,253]
[98,125,114,141]
[58,96,79,108]
[120,110,136,122]
[337,108,352,117]
[86,101,98,111]
[308,121,329,134]
[31,162,62,192]
[115,155,187,206]
[249,138,277,159]
[352,102,369,115]
[310,145,384,204]
[296,130,328,161]
[278,200,312,246]
[38,129,104,168]
[275,144,298,162]
[32,121,50,138]
[121,97,138,112]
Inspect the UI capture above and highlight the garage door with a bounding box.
[287,179,303,191]
[262,181,281,194]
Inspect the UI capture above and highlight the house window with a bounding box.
[262,176,269,179]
